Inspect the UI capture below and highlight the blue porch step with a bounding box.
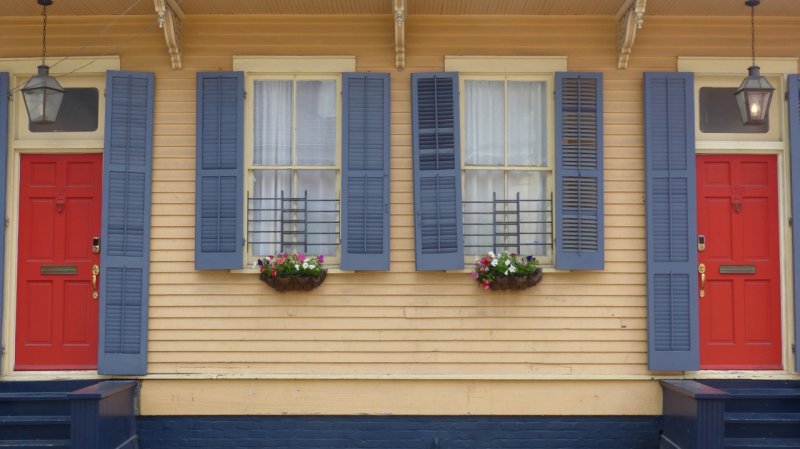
[724,437,800,449]
[725,412,800,424]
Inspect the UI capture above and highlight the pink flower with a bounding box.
[471,272,478,279]
[482,280,490,290]
[318,255,324,263]
[271,269,277,277]
[276,257,284,265]
[480,258,488,266]
[298,253,306,262]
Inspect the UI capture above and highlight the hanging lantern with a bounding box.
[735,0,774,126]
[22,64,64,125]
[22,0,64,125]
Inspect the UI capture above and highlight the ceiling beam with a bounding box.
[154,0,184,70]
[616,0,647,70]
[393,0,406,70]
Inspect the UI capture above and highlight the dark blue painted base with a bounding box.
[138,415,661,449]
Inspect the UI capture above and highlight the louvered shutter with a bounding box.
[341,73,391,270]
[789,74,800,372]
[98,71,154,375]
[411,73,464,271]
[0,73,7,348]
[644,72,699,371]
[555,72,604,270]
[195,72,244,269]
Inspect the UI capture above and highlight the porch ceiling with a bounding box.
[2,0,800,17]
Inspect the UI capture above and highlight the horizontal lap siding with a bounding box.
[1,14,798,381]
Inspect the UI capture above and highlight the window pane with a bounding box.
[250,170,291,256]
[464,80,504,166]
[463,170,504,256]
[508,81,547,166]
[296,80,337,166]
[699,87,768,133]
[29,88,98,133]
[297,170,338,256]
[508,171,550,257]
[253,80,292,165]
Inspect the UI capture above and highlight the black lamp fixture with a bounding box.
[21,0,64,125]
[734,0,774,126]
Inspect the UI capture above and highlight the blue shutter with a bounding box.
[98,71,154,375]
[411,73,464,271]
[341,73,391,270]
[644,72,699,371]
[0,73,8,355]
[555,72,604,270]
[789,74,800,373]
[195,72,244,270]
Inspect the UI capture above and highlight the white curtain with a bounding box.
[253,80,292,165]
[250,79,338,258]
[463,80,549,257]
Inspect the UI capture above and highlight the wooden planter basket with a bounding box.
[260,270,327,292]
[488,268,543,291]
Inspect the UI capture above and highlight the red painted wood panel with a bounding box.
[697,154,781,369]
[15,154,102,370]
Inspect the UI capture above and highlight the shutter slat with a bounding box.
[644,72,699,371]
[0,73,8,347]
[98,71,154,376]
[555,72,604,270]
[412,73,464,270]
[195,72,244,270]
[788,74,800,373]
[341,73,391,270]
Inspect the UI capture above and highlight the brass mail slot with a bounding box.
[719,265,756,274]
[40,265,78,275]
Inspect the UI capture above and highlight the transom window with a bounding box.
[247,75,341,263]
[461,76,554,263]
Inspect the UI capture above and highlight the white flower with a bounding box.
[509,265,517,273]
[504,270,509,275]
[308,264,316,269]
[294,264,300,270]
[490,259,498,267]
[302,262,309,269]
[505,260,511,266]
[488,251,495,258]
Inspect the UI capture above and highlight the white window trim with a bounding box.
[458,73,556,266]
[237,57,349,268]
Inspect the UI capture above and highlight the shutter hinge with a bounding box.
[792,343,796,354]
[0,345,5,355]
[242,238,246,247]
[4,218,8,228]
[790,217,794,227]
[243,90,247,99]
[786,91,790,101]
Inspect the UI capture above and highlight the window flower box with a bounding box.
[258,253,327,292]
[471,251,541,291]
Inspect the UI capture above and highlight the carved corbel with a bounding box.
[154,0,184,70]
[616,0,647,70]
[393,0,406,70]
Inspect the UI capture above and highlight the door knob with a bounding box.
[91,264,100,300]
[698,263,706,298]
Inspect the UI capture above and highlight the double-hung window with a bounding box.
[411,66,604,271]
[248,76,340,263]
[461,76,553,264]
[195,61,391,271]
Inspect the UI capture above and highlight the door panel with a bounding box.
[697,154,781,369]
[15,153,102,370]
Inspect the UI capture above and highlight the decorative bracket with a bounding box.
[393,0,406,70]
[154,0,184,70]
[616,0,647,70]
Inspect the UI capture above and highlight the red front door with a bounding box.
[697,154,782,369]
[15,153,102,370]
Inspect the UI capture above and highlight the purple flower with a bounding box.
[318,255,324,264]
[526,255,533,261]
[257,259,263,266]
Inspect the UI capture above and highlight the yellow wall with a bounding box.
[1,13,800,415]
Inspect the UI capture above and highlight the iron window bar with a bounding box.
[463,192,553,255]
[247,190,340,255]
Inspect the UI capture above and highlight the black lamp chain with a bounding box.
[750,3,756,67]
[41,3,48,65]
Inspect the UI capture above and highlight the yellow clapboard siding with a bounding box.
[5,13,799,415]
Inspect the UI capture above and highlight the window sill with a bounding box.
[230,268,355,275]
[446,266,565,274]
